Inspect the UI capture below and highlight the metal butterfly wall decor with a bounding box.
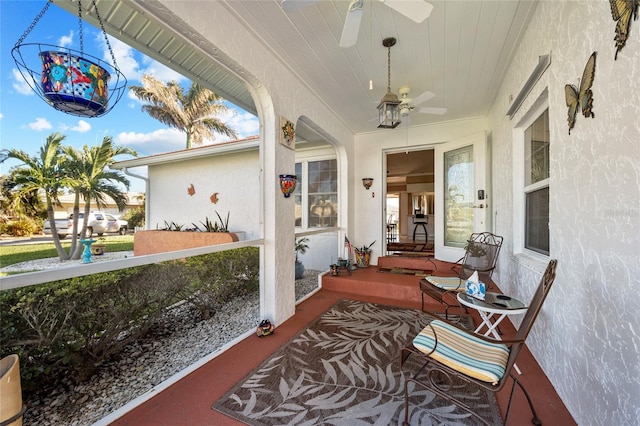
[565,52,597,135]
[610,0,638,59]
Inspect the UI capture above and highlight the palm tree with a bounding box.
[0,169,46,220]
[130,75,238,149]
[3,133,74,259]
[64,137,137,259]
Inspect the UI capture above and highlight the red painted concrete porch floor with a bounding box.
[112,260,575,426]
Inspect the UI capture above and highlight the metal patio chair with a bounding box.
[401,259,557,426]
[419,232,503,317]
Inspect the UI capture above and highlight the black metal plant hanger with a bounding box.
[11,0,127,118]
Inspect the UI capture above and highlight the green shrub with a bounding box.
[5,217,39,236]
[1,262,185,390]
[123,207,145,229]
[0,247,260,393]
[183,247,259,319]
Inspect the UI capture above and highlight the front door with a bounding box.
[434,132,488,262]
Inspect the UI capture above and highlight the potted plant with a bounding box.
[354,240,375,268]
[295,237,309,279]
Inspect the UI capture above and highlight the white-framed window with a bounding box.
[524,109,549,255]
[513,93,550,257]
[294,159,337,228]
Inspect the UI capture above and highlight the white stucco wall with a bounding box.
[487,2,640,424]
[148,150,260,238]
[146,144,340,271]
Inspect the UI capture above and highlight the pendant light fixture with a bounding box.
[377,37,401,129]
[11,0,127,118]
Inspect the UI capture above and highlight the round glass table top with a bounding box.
[458,291,526,311]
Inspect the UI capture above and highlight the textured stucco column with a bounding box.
[260,106,296,326]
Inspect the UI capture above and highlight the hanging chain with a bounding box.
[92,0,119,68]
[386,45,392,93]
[77,0,84,55]
[14,0,53,47]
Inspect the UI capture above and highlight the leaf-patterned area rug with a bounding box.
[212,299,502,425]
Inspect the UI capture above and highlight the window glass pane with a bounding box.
[307,159,337,228]
[309,194,337,227]
[525,109,549,186]
[308,160,337,193]
[444,146,474,247]
[525,187,549,255]
[294,162,302,226]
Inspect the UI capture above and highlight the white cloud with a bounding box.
[0,113,4,120]
[115,128,185,155]
[204,108,259,144]
[227,109,260,138]
[140,56,184,83]
[12,69,34,95]
[58,31,74,48]
[28,118,53,131]
[100,36,141,81]
[99,35,185,85]
[70,120,91,133]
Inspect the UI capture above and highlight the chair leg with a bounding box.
[505,374,542,426]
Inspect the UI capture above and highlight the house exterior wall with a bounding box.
[146,145,339,272]
[147,150,260,238]
[487,2,640,424]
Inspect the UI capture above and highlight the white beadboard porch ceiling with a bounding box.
[57,0,538,134]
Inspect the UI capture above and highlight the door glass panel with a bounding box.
[444,145,474,247]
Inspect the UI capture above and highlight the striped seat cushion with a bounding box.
[424,276,465,291]
[412,320,509,385]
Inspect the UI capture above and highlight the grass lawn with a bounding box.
[0,235,134,268]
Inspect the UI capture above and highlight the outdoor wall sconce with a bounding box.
[362,178,374,190]
[279,174,297,198]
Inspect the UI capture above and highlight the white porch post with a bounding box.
[261,111,296,326]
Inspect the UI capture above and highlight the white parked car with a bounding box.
[44,211,128,239]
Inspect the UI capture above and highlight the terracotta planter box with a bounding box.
[134,230,239,256]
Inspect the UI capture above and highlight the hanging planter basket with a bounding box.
[11,0,127,118]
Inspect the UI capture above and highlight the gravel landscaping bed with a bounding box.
[7,254,321,426]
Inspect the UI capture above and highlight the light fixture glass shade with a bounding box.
[377,92,401,129]
[362,177,374,190]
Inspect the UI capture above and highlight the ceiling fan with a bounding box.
[398,85,447,117]
[281,0,434,47]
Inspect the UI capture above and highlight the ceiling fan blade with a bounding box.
[281,0,319,13]
[419,107,447,115]
[411,90,435,106]
[339,0,364,48]
[383,0,433,23]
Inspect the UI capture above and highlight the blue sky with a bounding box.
[1,1,259,192]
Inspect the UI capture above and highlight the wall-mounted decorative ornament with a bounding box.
[11,0,127,118]
[610,0,638,60]
[210,192,219,204]
[279,174,297,198]
[565,51,597,135]
[188,184,196,196]
[279,117,295,150]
